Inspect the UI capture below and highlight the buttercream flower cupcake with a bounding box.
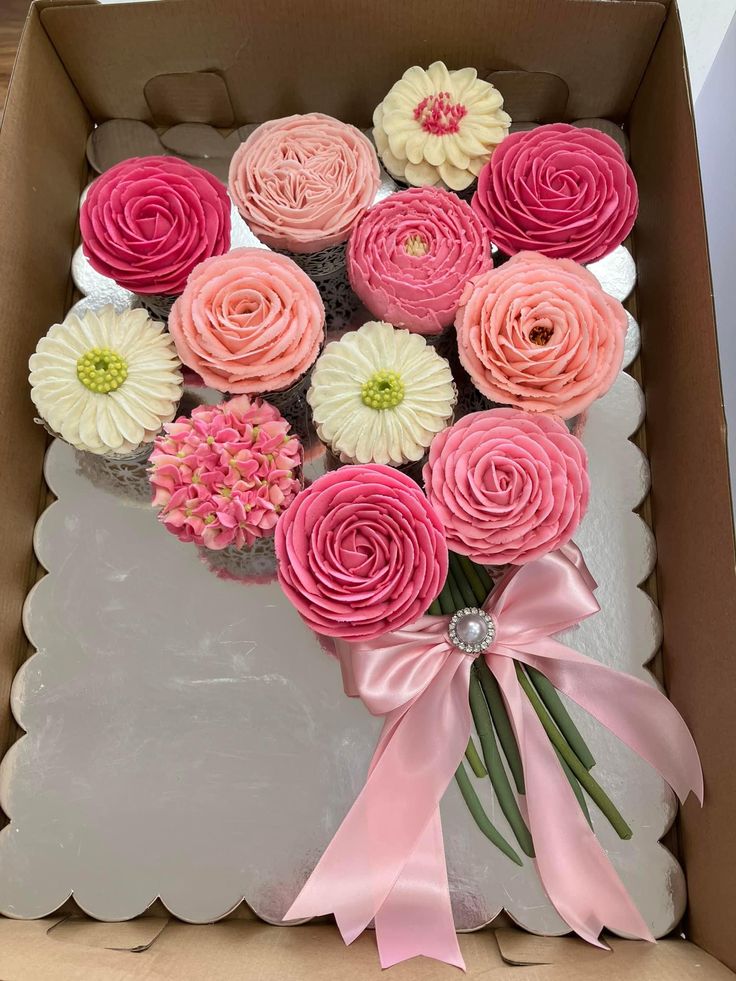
[423,409,590,565]
[29,305,182,456]
[373,62,510,192]
[276,464,447,640]
[347,186,492,335]
[455,252,627,418]
[472,124,638,263]
[168,247,325,396]
[228,113,380,256]
[80,157,231,316]
[149,396,302,551]
[307,320,456,467]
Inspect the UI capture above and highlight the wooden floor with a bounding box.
[0,0,32,113]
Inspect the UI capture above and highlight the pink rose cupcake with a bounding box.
[168,248,325,396]
[455,252,627,419]
[472,124,638,264]
[150,396,302,551]
[228,113,380,256]
[423,409,589,565]
[80,156,231,309]
[347,187,492,335]
[276,464,447,640]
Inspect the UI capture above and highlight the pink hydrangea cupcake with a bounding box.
[455,252,627,419]
[80,156,231,319]
[347,186,492,335]
[149,396,302,552]
[168,247,325,398]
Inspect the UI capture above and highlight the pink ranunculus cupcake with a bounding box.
[149,396,302,551]
[347,186,492,336]
[455,252,627,419]
[80,156,231,308]
[275,464,448,640]
[423,409,589,566]
[168,248,325,396]
[472,124,638,264]
[228,113,381,255]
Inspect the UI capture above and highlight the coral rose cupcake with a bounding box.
[168,247,324,397]
[80,156,231,319]
[455,252,627,419]
[347,186,492,335]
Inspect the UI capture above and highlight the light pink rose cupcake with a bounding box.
[80,156,231,295]
[168,248,325,395]
[455,252,627,419]
[275,465,448,640]
[228,113,381,254]
[472,124,638,264]
[423,409,589,565]
[347,186,492,335]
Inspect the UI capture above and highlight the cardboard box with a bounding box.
[0,0,734,976]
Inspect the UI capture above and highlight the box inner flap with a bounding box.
[41,0,665,125]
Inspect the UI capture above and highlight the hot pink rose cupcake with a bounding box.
[455,252,627,419]
[150,396,302,551]
[80,156,231,295]
[228,113,381,254]
[275,465,447,640]
[168,248,325,395]
[472,124,638,264]
[347,186,492,335]
[423,409,589,566]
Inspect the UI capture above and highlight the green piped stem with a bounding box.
[469,668,534,857]
[526,665,596,771]
[516,664,632,840]
[465,736,487,778]
[454,763,522,866]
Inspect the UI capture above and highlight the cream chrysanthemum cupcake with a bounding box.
[30,305,182,456]
[373,62,511,191]
[307,321,456,466]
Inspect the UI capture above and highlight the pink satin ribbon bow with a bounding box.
[284,545,703,969]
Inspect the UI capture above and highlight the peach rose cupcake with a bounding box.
[168,248,325,396]
[455,252,627,418]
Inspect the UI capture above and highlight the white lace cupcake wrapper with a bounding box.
[73,443,154,507]
[134,292,179,321]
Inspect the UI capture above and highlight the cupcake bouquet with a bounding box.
[25,68,702,973]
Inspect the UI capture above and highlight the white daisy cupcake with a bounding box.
[30,305,182,456]
[373,62,511,191]
[307,321,456,466]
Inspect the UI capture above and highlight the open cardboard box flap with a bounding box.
[1,0,734,977]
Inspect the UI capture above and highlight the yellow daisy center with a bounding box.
[76,347,129,394]
[361,370,405,410]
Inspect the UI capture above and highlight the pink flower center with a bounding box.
[413,92,467,136]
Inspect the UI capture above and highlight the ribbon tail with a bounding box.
[508,638,703,805]
[284,650,472,968]
[492,657,655,946]
[375,809,465,969]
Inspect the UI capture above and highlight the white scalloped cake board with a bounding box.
[0,178,681,936]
